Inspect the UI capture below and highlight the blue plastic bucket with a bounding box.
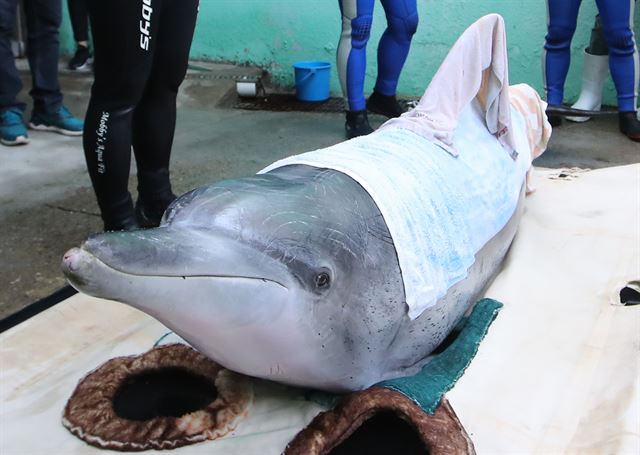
[293,61,331,102]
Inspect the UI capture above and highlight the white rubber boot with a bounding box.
[566,51,609,122]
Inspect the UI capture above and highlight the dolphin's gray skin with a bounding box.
[63,164,523,392]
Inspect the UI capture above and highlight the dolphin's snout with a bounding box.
[61,247,99,293]
[62,247,82,273]
[62,247,93,276]
[62,246,109,299]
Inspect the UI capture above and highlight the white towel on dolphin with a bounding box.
[260,14,551,319]
[261,103,532,319]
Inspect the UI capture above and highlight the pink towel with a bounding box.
[509,84,552,161]
[380,14,518,158]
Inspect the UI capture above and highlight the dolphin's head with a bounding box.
[62,165,406,391]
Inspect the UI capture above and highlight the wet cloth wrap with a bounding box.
[261,14,549,320]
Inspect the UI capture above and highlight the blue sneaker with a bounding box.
[0,109,29,146]
[29,106,84,136]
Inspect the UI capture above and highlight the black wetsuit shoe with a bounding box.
[345,110,374,139]
[618,112,640,142]
[136,169,177,228]
[104,215,140,232]
[68,45,92,71]
[546,106,563,127]
[135,192,177,228]
[548,115,562,127]
[366,91,406,118]
[101,194,140,232]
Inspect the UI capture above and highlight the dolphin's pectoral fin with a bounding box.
[284,388,474,455]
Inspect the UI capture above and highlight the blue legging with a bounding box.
[544,0,639,112]
[337,0,418,112]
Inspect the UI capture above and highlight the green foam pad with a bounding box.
[378,298,503,414]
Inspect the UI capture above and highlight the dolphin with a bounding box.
[62,162,524,392]
[62,14,546,393]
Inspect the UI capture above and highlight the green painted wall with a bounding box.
[60,1,639,106]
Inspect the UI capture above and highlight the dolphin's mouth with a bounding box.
[62,242,300,388]
[63,226,290,288]
[63,246,287,290]
[61,240,293,336]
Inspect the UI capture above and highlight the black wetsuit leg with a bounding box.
[67,0,89,43]
[133,0,198,220]
[83,0,197,229]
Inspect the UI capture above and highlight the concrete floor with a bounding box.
[0,62,638,320]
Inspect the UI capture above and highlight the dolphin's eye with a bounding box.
[314,272,331,289]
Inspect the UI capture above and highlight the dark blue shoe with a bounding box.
[0,108,29,146]
[29,106,84,136]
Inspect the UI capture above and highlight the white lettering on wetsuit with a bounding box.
[140,0,153,51]
[95,112,109,174]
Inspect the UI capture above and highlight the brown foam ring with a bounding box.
[62,343,253,451]
[284,387,475,455]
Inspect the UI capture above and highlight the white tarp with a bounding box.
[0,296,327,455]
[1,164,638,454]
[449,165,640,454]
